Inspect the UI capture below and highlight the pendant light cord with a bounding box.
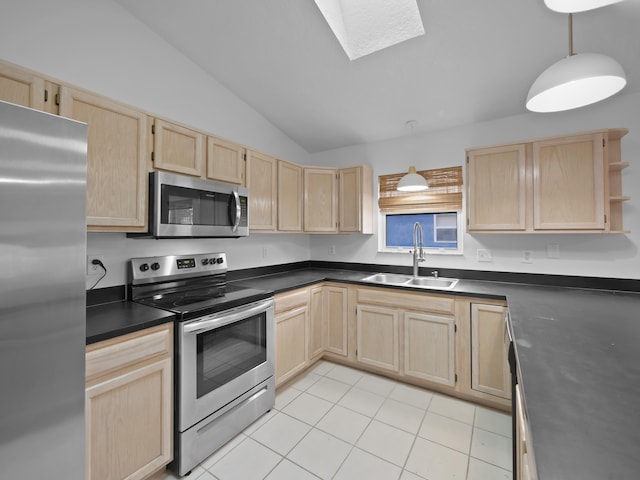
[568,13,575,56]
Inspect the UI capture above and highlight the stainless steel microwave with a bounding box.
[129,172,249,238]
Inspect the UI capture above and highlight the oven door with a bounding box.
[178,298,274,431]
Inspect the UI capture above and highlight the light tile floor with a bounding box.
[150,361,512,480]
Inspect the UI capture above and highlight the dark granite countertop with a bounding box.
[86,301,175,345]
[233,267,640,479]
[88,265,640,478]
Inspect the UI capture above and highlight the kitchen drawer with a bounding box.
[86,323,173,382]
[356,287,455,315]
[275,287,310,313]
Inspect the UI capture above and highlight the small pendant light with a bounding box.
[397,166,428,192]
[526,13,626,112]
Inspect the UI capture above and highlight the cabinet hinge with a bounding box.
[44,89,48,103]
[55,93,60,106]
[454,324,457,333]
[151,124,155,135]
[151,151,155,162]
[243,153,247,161]
[604,214,607,224]
[603,138,606,148]
[455,373,458,383]
[466,155,469,163]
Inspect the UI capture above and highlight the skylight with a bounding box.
[314,0,425,60]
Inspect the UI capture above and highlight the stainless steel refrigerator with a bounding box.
[0,100,87,479]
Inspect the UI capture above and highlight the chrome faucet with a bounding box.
[412,222,425,277]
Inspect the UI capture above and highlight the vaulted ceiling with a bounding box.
[114,0,640,153]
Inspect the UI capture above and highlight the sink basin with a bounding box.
[406,277,458,289]
[362,273,458,290]
[362,273,414,284]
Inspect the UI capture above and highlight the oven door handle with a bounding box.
[183,299,273,334]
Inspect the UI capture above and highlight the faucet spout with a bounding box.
[412,222,425,277]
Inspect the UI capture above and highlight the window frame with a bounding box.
[378,209,464,255]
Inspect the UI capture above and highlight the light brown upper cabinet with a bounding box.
[207,136,245,185]
[59,86,149,231]
[0,61,47,111]
[339,166,374,234]
[466,129,629,233]
[152,118,205,177]
[467,144,527,231]
[304,167,338,232]
[247,150,278,231]
[278,160,303,232]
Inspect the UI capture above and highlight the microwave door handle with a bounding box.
[183,300,273,334]
[230,190,241,233]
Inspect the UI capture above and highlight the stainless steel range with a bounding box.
[129,253,275,477]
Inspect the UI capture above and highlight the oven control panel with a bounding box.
[130,252,228,284]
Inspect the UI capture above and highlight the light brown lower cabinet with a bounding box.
[356,304,400,373]
[85,323,173,480]
[275,282,511,413]
[470,303,511,400]
[516,383,538,480]
[275,288,310,386]
[404,311,456,386]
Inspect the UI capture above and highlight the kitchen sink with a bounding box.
[406,277,458,289]
[362,273,458,290]
[362,273,414,284]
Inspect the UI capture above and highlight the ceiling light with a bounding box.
[544,0,623,13]
[526,14,626,112]
[397,166,428,192]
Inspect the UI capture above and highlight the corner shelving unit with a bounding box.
[606,129,629,233]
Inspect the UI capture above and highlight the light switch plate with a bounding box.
[522,250,533,263]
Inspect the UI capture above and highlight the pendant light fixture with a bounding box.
[544,0,623,13]
[526,13,626,112]
[397,166,428,192]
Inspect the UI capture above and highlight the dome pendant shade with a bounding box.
[544,0,623,13]
[397,166,428,191]
[526,53,626,112]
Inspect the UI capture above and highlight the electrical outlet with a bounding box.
[522,250,533,263]
[87,255,105,275]
[329,245,336,255]
[547,244,560,258]
[477,249,492,262]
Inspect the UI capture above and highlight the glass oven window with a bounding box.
[196,312,267,398]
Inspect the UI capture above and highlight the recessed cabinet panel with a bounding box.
[356,304,399,372]
[278,160,303,232]
[59,86,148,230]
[309,286,325,359]
[467,144,526,231]
[153,119,204,177]
[404,312,455,386]
[326,285,348,356]
[207,136,245,185]
[0,62,46,111]
[470,303,511,399]
[275,305,308,385]
[304,167,338,232]
[533,134,604,230]
[247,150,278,231]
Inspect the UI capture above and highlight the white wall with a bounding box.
[0,0,313,288]
[2,0,639,286]
[309,92,640,280]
